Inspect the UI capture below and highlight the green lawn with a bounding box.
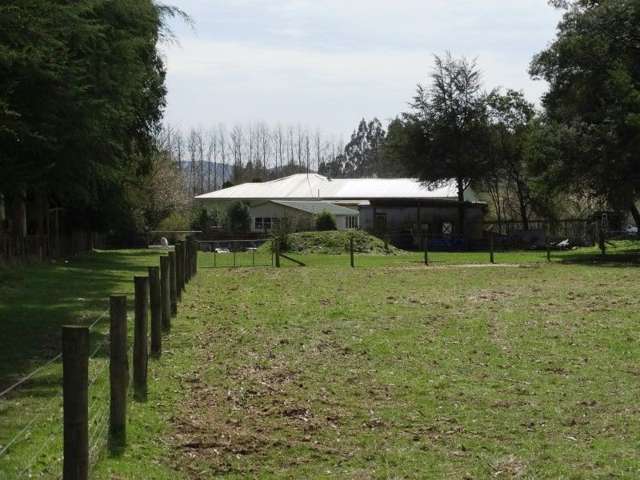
[2,245,640,479]
[0,250,166,478]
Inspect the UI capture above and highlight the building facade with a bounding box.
[195,174,487,247]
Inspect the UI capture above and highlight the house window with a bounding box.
[346,216,359,229]
[255,217,281,232]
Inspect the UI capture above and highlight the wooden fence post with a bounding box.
[490,231,495,264]
[184,238,192,283]
[423,232,429,266]
[174,243,183,301]
[545,223,551,262]
[599,227,606,256]
[350,236,355,268]
[168,251,177,317]
[148,267,162,357]
[192,238,198,276]
[133,276,149,401]
[160,256,170,332]
[63,326,89,480]
[275,239,281,268]
[180,241,187,288]
[109,296,128,449]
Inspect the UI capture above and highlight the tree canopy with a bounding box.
[530,0,640,223]
[386,54,492,235]
[0,0,176,236]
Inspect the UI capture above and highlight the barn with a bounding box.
[195,174,487,248]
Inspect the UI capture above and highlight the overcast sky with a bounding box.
[161,0,563,139]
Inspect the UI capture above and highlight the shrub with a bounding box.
[157,211,191,232]
[224,201,251,233]
[191,207,221,233]
[316,211,337,231]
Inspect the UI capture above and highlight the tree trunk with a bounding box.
[630,203,640,228]
[35,191,48,237]
[518,196,529,231]
[0,193,5,225]
[457,177,465,238]
[515,179,530,231]
[14,187,28,239]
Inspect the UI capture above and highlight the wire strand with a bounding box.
[0,394,62,458]
[0,307,108,400]
[88,308,109,331]
[0,354,62,399]
[17,422,63,477]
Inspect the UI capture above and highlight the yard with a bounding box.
[1,245,640,478]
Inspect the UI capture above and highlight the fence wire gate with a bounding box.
[199,239,274,268]
[0,308,112,479]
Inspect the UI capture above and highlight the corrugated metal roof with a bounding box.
[270,200,358,216]
[195,174,481,202]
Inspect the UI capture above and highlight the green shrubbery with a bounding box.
[315,211,337,231]
[259,230,403,255]
[224,201,251,233]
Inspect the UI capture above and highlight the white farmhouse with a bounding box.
[196,174,486,248]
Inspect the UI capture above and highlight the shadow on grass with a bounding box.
[0,249,161,392]
[559,248,640,267]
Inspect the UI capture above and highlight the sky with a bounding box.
[161,0,563,139]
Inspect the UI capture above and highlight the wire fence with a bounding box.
[0,307,112,479]
[198,239,274,268]
[1,239,198,479]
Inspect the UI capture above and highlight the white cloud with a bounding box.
[162,0,562,136]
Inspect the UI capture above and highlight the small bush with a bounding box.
[191,208,221,233]
[224,201,251,233]
[158,211,191,232]
[316,211,337,231]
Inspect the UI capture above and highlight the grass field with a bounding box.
[2,244,640,478]
[0,250,164,478]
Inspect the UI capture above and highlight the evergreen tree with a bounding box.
[387,54,492,236]
[0,1,179,238]
[530,0,640,225]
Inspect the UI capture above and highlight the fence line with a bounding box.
[17,421,63,477]
[0,354,62,400]
[0,238,201,479]
[0,307,109,401]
